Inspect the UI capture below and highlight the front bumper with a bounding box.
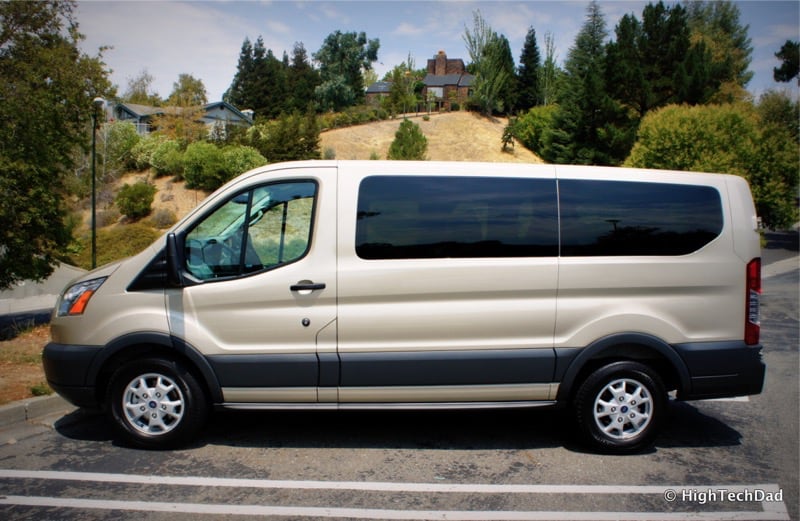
[42,342,102,409]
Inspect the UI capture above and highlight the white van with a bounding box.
[43,161,765,453]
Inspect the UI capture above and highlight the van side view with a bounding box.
[43,161,765,453]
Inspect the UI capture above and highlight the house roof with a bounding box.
[202,101,254,125]
[115,101,252,125]
[366,81,393,94]
[423,73,475,87]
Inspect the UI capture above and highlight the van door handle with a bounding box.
[290,282,326,292]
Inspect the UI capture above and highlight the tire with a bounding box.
[574,361,666,454]
[107,358,208,449]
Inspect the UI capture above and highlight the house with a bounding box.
[112,101,254,136]
[422,50,474,110]
[365,81,392,106]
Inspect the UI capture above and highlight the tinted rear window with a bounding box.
[559,179,723,256]
[356,176,559,259]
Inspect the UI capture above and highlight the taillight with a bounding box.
[745,258,761,345]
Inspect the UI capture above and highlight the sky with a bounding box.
[76,0,800,104]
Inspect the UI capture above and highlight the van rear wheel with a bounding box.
[108,358,208,449]
[574,361,666,454]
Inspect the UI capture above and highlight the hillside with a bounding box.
[320,111,543,163]
[109,111,543,226]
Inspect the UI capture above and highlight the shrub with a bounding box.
[96,208,121,228]
[147,208,178,229]
[103,121,141,176]
[115,181,157,220]
[387,118,427,160]
[222,145,267,178]
[513,105,558,155]
[131,134,167,170]
[183,141,226,191]
[73,223,161,269]
[150,139,184,178]
[249,111,320,163]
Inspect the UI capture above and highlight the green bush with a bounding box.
[249,112,320,164]
[147,208,178,229]
[513,105,558,155]
[150,139,184,178]
[131,134,167,170]
[387,118,427,160]
[222,145,266,178]
[73,223,161,269]
[115,181,157,220]
[183,141,226,191]
[103,121,141,175]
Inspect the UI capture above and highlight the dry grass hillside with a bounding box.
[118,111,543,223]
[321,111,543,163]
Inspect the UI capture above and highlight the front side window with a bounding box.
[184,181,316,280]
[356,176,558,259]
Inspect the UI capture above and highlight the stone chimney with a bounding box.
[435,50,447,75]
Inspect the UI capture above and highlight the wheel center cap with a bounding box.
[621,405,629,413]
[148,401,158,409]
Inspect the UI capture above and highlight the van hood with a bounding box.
[72,259,125,284]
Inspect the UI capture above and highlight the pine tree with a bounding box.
[517,27,542,110]
[387,119,427,160]
[546,1,623,165]
[287,42,320,113]
[606,2,707,118]
[224,38,254,108]
[774,40,799,84]
[686,0,753,102]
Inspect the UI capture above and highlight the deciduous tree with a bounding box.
[314,30,379,109]
[0,0,111,289]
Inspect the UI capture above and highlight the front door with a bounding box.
[166,169,337,403]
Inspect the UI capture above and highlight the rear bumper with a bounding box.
[42,342,102,409]
[673,341,765,400]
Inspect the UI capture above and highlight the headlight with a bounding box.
[57,277,107,316]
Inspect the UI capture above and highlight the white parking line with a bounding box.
[0,470,790,521]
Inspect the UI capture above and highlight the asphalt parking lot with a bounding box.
[0,237,797,520]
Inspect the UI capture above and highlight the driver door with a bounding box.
[166,170,337,403]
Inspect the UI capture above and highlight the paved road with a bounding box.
[0,265,796,520]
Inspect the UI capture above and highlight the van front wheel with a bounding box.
[108,358,208,449]
[574,361,666,454]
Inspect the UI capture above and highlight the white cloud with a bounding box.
[393,22,424,36]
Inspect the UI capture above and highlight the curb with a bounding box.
[763,256,799,278]
[0,395,75,429]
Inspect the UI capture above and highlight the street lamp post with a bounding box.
[91,97,105,269]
